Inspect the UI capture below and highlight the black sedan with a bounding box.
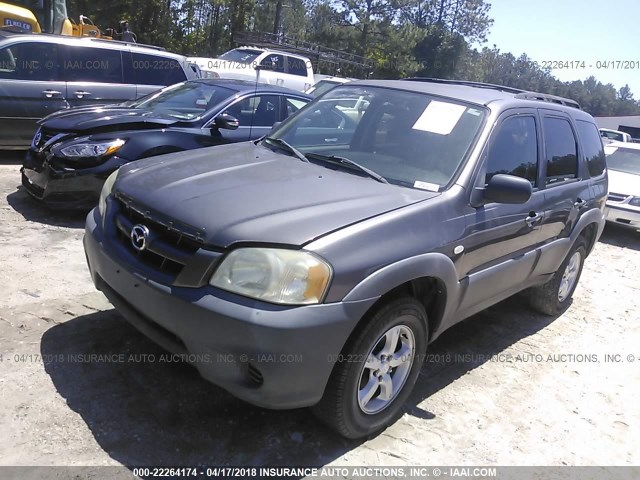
[21,79,311,208]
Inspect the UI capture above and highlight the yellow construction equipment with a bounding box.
[0,1,118,39]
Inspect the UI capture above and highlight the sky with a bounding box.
[482,0,640,99]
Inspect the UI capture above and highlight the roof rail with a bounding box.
[84,37,166,51]
[514,92,581,109]
[402,77,526,94]
[402,77,581,109]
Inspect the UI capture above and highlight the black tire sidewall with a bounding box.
[338,298,428,438]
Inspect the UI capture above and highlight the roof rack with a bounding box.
[83,37,166,51]
[402,77,581,109]
[402,77,526,94]
[513,92,580,109]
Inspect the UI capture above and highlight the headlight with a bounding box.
[59,139,125,158]
[98,169,119,218]
[210,248,332,305]
[629,197,640,207]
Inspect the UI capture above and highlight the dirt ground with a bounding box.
[0,156,639,471]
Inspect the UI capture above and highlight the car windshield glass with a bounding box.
[602,131,624,141]
[308,80,342,97]
[605,147,640,175]
[129,82,236,119]
[218,49,262,64]
[268,85,486,189]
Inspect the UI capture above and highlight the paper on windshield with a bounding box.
[412,101,466,135]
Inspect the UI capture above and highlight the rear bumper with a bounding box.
[83,208,376,409]
[605,203,640,229]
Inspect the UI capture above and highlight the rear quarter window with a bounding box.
[286,56,308,77]
[132,53,186,86]
[576,120,606,177]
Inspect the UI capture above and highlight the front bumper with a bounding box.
[605,203,640,229]
[21,149,128,209]
[83,208,377,409]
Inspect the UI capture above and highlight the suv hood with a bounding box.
[40,106,181,132]
[115,142,436,247]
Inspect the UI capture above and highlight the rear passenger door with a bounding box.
[130,52,188,98]
[62,45,137,107]
[537,111,592,244]
[458,110,546,312]
[0,41,67,147]
[284,55,311,91]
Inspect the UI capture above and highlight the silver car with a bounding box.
[0,30,197,149]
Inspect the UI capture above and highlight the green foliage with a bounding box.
[64,0,640,115]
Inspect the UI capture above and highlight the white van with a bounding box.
[188,47,314,92]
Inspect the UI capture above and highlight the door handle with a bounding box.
[525,212,542,227]
[574,198,587,209]
[74,91,92,98]
[42,90,61,98]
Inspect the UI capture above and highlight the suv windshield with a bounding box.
[218,48,262,64]
[605,146,640,175]
[129,81,236,119]
[269,85,486,189]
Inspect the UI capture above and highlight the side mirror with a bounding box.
[481,174,532,204]
[214,113,239,130]
[269,121,281,134]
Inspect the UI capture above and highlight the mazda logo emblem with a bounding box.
[130,224,150,251]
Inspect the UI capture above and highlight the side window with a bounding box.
[485,116,538,185]
[259,54,285,73]
[64,47,122,83]
[543,117,578,184]
[132,53,186,86]
[285,97,308,116]
[0,42,60,81]
[286,56,307,77]
[0,45,18,79]
[223,95,280,127]
[576,120,606,177]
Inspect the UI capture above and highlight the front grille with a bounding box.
[608,192,628,202]
[113,195,205,278]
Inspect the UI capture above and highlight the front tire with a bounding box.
[312,297,428,439]
[528,239,587,316]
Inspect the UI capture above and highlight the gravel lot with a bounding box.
[0,156,639,471]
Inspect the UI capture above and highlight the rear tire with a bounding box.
[528,239,587,316]
[312,297,428,439]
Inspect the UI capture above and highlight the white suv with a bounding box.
[188,47,314,92]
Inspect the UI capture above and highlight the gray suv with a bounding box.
[0,31,197,149]
[83,79,607,439]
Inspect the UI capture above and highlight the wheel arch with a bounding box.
[342,252,460,343]
[569,208,605,256]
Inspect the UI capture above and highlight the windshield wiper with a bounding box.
[264,137,309,163]
[306,154,389,184]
